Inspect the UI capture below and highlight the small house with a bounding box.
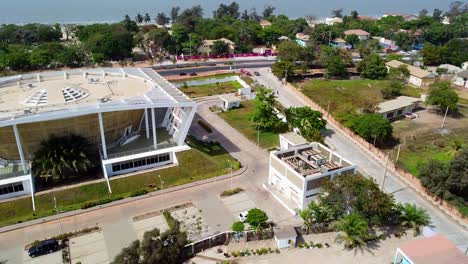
[197,38,235,55]
[260,20,272,28]
[295,33,312,47]
[274,226,297,249]
[331,38,347,49]
[377,96,421,119]
[385,60,436,88]
[344,29,370,41]
[220,94,240,110]
[453,70,468,89]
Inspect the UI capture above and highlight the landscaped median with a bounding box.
[0,137,240,228]
[219,100,284,149]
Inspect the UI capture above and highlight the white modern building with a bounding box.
[0,68,196,209]
[268,141,357,212]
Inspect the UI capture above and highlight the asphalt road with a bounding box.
[250,67,468,250]
[156,61,275,76]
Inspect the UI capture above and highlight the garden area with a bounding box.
[219,100,284,149]
[0,136,240,227]
[296,79,423,117]
[179,80,243,98]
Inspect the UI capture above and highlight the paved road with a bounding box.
[157,62,275,76]
[250,67,468,249]
[0,99,297,264]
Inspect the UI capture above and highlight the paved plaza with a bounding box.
[69,231,109,264]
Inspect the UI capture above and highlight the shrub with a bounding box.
[80,196,124,209]
[163,211,179,229]
[316,243,323,248]
[220,187,244,197]
[130,189,148,197]
[275,248,280,254]
[198,120,213,133]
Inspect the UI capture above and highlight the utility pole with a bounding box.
[440,106,449,129]
[395,144,402,162]
[381,152,391,191]
[327,100,331,117]
[257,124,260,147]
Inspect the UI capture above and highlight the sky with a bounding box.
[0,0,451,24]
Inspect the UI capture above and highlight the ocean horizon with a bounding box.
[0,0,448,24]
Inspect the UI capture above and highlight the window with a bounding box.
[397,109,403,115]
[112,153,172,172]
[0,183,24,195]
[306,176,330,191]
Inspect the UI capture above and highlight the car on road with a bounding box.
[239,211,248,222]
[254,71,260,76]
[179,72,187,76]
[28,239,60,258]
[190,72,198,76]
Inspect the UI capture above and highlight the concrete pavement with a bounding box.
[250,67,468,249]
[0,99,297,264]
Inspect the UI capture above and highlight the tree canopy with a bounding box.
[249,87,283,131]
[426,82,459,112]
[285,107,327,141]
[357,53,387,79]
[345,114,393,145]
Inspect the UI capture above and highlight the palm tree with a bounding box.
[144,13,151,24]
[309,201,332,230]
[135,13,144,24]
[299,207,314,234]
[332,213,369,248]
[398,203,431,236]
[32,134,94,182]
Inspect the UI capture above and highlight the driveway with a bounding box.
[249,67,468,249]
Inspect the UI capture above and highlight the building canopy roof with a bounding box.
[344,29,370,36]
[0,68,194,126]
[398,234,468,264]
[275,225,297,240]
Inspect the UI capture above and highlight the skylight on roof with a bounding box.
[62,86,89,103]
[23,89,48,106]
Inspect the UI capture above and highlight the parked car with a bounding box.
[190,72,198,76]
[179,72,187,76]
[28,239,60,258]
[254,71,260,76]
[239,211,248,222]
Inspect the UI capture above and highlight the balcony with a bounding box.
[105,128,177,159]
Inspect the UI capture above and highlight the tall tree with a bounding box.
[357,53,387,79]
[285,107,326,141]
[112,240,140,264]
[156,12,170,26]
[250,87,283,131]
[262,6,276,18]
[345,114,393,144]
[135,13,143,24]
[350,10,359,19]
[178,5,203,28]
[332,213,369,248]
[213,2,240,19]
[331,8,344,18]
[272,61,296,81]
[144,13,151,23]
[432,8,443,21]
[426,81,459,112]
[211,40,229,55]
[397,203,431,236]
[170,6,181,23]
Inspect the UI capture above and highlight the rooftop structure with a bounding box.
[383,13,418,21]
[268,142,356,212]
[344,29,370,40]
[394,234,468,264]
[259,20,272,28]
[0,68,197,209]
[295,33,312,47]
[279,132,308,150]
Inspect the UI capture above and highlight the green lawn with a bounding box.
[181,81,243,98]
[0,137,240,227]
[297,79,423,116]
[219,101,284,149]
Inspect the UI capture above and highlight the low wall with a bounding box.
[284,82,468,227]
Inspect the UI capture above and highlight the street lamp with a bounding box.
[54,197,64,234]
[227,160,233,190]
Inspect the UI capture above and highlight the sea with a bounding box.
[0,0,449,25]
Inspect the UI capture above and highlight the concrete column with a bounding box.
[12,125,27,173]
[145,108,150,139]
[152,108,157,149]
[98,112,108,159]
[28,174,36,211]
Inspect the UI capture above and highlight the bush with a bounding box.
[130,189,148,197]
[163,211,179,229]
[275,248,280,254]
[80,196,124,209]
[198,120,213,133]
[221,187,244,197]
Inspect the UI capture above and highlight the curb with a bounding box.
[0,165,248,234]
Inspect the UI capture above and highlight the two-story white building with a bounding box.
[268,138,357,212]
